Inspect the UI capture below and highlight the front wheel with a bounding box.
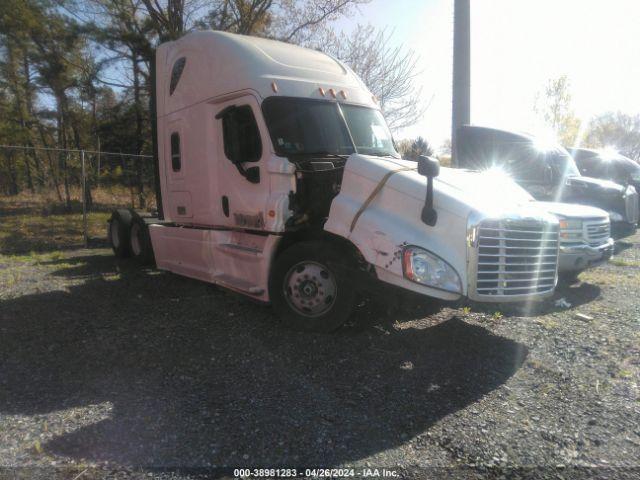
[269,241,356,332]
[558,270,581,284]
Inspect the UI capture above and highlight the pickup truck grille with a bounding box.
[625,189,639,224]
[475,220,559,297]
[585,218,610,246]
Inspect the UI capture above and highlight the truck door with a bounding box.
[164,117,194,221]
[213,95,272,230]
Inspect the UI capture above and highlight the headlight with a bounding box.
[558,218,582,240]
[558,218,582,231]
[608,211,624,222]
[402,246,462,293]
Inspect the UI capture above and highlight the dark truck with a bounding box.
[456,126,639,235]
[568,147,640,224]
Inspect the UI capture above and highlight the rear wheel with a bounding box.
[129,216,154,265]
[269,241,356,332]
[108,209,133,258]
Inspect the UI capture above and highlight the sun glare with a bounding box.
[532,131,560,152]
[600,146,618,160]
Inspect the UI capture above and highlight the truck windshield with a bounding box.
[262,97,399,158]
[546,149,581,178]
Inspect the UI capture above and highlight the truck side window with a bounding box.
[170,132,181,171]
[221,105,262,163]
[169,57,186,95]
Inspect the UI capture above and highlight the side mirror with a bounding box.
[418,156,440,178]
[544,164,554,184]
[417,155,440,226]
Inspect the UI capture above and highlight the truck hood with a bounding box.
[324,154,559,301]
[333,154,551,222]
[557,175,629,219]
[564,175,625,194]
[351,158,537,218]
[534,201,609,219]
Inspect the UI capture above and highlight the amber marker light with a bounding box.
[271,81,278,93]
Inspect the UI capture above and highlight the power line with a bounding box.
[0,144,152,158]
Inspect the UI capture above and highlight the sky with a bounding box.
[334,0,640,150]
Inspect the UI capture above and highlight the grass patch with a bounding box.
[0,209,111,255]
[609,258,640,268]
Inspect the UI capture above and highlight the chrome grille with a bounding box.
[475,220,559,296]
[585,218,610,246]
[625,190,639,224]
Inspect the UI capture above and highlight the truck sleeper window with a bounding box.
[221,105,262,164]
[170,132,181,171]
[169,57,186,96]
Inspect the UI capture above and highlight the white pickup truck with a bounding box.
[108,31,563,331]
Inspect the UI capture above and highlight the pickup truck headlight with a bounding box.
[607,211,624,222]
[402,246,462,293]
[558,218,583,240]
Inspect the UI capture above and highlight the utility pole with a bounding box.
[81,149,88,248]
[452,0,470,166]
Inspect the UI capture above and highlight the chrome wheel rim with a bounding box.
[130,223,141,256]
[110,220,120,248]
[284,261,337,317]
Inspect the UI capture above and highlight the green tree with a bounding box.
[583,112,640,161]
[534,75,581,146]
[397,136,434,160]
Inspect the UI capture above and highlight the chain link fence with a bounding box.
[0,145,155,252]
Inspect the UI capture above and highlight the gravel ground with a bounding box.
[0,231,639,479]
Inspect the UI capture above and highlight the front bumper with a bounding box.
[558,238,614,272]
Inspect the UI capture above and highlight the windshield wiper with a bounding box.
[304,151,350,160]
[366,150,400,158]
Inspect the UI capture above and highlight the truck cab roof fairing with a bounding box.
[155,31,377,118]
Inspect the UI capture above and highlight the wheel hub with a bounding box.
[300,280,318,298]
[284,261,337,317]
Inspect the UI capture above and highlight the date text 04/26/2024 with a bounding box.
[232,468,400,478]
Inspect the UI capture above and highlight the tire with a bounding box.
[269,241,356,332]
[558,270,581,284]
[129,216,155,265]
[108,209,133,258]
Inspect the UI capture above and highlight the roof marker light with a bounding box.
[340,90,347,99]
[329,88,336,98]
[271,81,278,93]
[319,87,325,96]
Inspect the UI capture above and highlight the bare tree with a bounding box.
[195,0,368,44]
[317,24,425,132]
[271,0,368,44]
